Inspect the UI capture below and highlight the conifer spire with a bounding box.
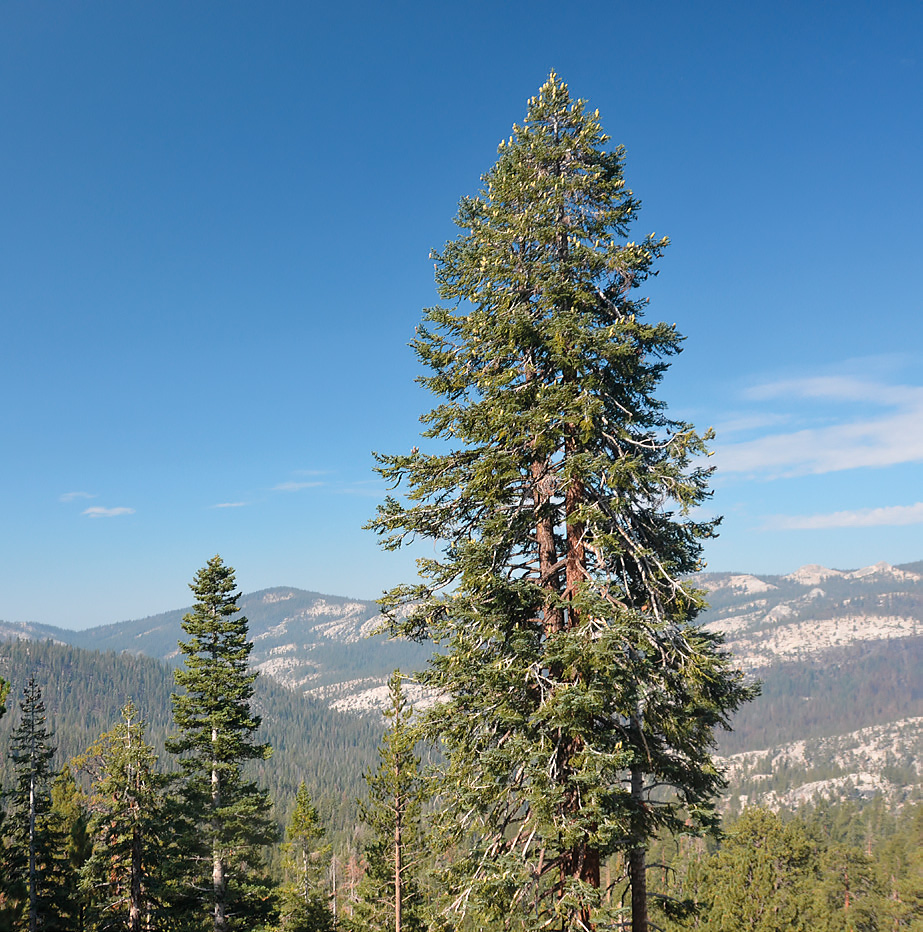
[370,74,755,931]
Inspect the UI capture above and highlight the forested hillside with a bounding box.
[0,638,381,837]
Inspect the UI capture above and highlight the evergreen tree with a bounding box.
[812,843,882,932]
[4,677,60,932]
[0,674,9,921]
[696,809,817,931]
[167,556,278,932]
[368,73,755,931]
[873,804,923,932]
[352,672,425,932]
[77,701,168,932]
[278,782,334,932]
[49,767,90,931]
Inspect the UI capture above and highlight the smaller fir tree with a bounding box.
[279,782,334,932]
[77,701,168,932]
[352,672,426,932]
[0,675,9,920]
[4,677,60,932]
[167,555,278,932]
[49,768,90,931]
[673,808,816,932]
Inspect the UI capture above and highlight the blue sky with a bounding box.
[1,1,920,629]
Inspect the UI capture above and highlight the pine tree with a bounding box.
[77,702,167,932]
[671,808,817,932]
[278,782,334,932]
[4,677,60,932]
[167,555,278,932]
[368,73,755,931]
[352,672,425,932]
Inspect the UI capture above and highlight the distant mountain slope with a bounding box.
[699,560,923,671]
[720,716,923,811]
[699,560,923,809]
[1,587,433,712]
[0,638,381,838]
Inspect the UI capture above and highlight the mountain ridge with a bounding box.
[2,559,921,811]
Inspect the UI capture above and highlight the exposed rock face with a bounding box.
[720,717,923,811]
[700,561,923,669]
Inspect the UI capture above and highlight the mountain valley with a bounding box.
[1,559,921,815]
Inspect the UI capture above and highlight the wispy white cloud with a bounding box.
[272,481,324,492]
[765,502,923,530]
[211,502,249,509]
[60,491,96,502]
[745,375,913,406]
[83,506,135,518]
[716,377,923,478]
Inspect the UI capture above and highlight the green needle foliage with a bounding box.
[3,678,61,932]
[279,781,334,932]
[49,768,90,931]
[77,701,168,932]
[352,672,426,932]
[369,73,755,931]
[168,556,278,932]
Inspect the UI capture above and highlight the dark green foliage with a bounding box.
[77,702,169,932]
[279,782,334,932]
[681,808,816,931]
[49,768,91,931]
[352,672,425,932]
[3,678,63,932]
[167,556,279,932]
[369,73,754,930]
[658,801,923,931]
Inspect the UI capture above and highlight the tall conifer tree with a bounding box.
[49,768,90,931]
[168,555,278,932]
[0,674,8,918]
[4,678,60,932]
[369,74,754,931]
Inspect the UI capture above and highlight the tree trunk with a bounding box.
[394,793,403,932]
[629,766,647,932]
[532,457,564,636]
[29,766,37,932]
[563,427,586,612]
[212,747,227,932]
[213,851,227,932]
[130,825,143,932]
